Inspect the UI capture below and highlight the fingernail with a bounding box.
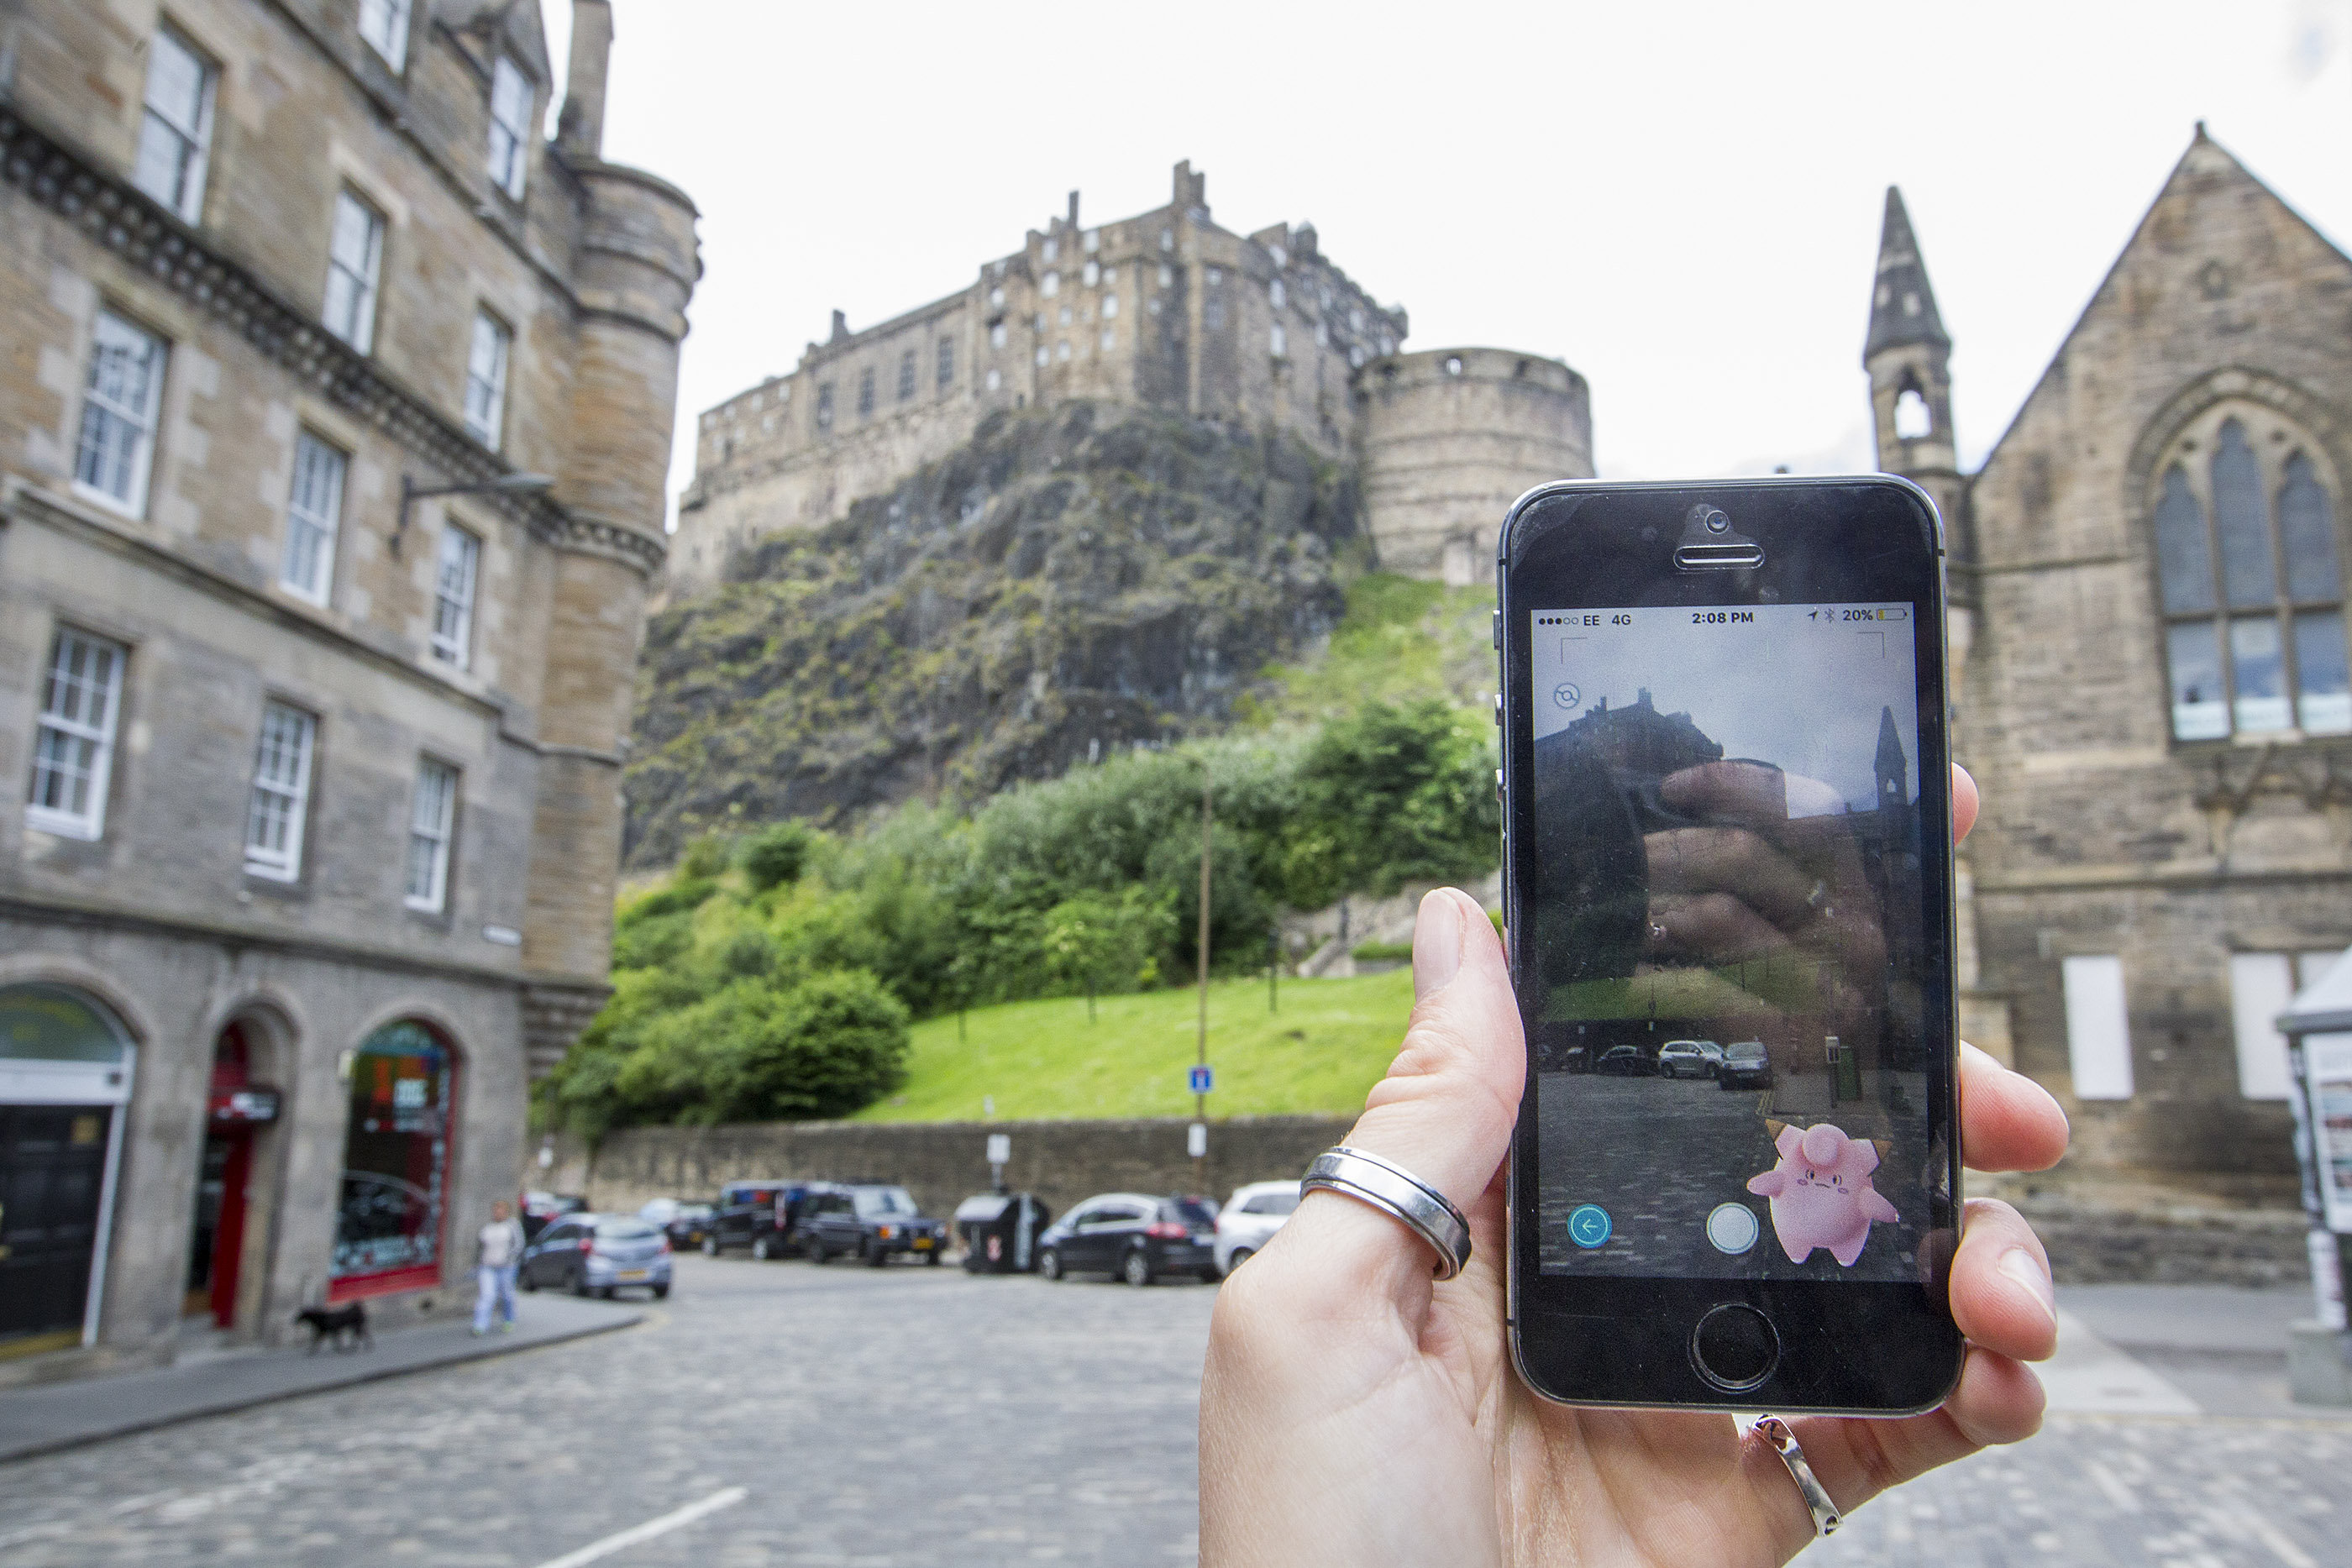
[1998,1247,2056,1329]
[1413,891,1465,1001]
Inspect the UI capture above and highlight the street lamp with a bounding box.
[391,471,554,556]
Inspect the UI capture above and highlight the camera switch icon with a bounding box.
[1551,682,1582,711]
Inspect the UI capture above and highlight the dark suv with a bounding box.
[798,1184,946,1266]
[1036,1193,1219,1285]
[706,1180,833,1260]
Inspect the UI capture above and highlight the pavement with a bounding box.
[0,1293,642,1464]
[0,1258,2341,1566]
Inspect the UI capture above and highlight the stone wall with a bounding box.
[544,1114,1357,1224]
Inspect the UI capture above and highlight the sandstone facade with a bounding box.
[1872,132,2352,1205]
[670,164,1591,597]
[0,0,695,1378]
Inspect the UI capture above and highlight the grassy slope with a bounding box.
[846,575,1491,1125]
[851,968,1415,1123]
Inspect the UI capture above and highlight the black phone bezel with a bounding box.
[1498,476,1965,1415]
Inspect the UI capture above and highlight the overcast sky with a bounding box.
[549,2,2352,522]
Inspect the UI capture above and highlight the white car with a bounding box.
[1215,1180,1301,1276]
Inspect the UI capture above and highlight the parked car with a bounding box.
[518,1213,671,1299]
[1657,1040,1722,1079]
[520,1189,586,1242]
[1718,1040,1774,1090]
[652,1201,714,1251]
[706,1180,833,1260]
[1593,1045,1658,1077]
[1213,1181,1299,1275]
[1037,1193,1219,1286]
[798,1184,947,1266]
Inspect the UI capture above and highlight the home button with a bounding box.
[1689,1303,1779,1392]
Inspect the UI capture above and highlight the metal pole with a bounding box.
[1196,768,1211,1184]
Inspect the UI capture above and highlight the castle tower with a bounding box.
[1865,187,1968,574]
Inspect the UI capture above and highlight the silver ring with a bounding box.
[1300,1146,1473,1281]
[1754,1417,1841,1538]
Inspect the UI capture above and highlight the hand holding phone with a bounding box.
[1200,847,2070,1567]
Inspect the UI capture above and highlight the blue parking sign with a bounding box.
[1188,1065,1214,1095]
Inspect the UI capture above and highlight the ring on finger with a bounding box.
[1300,1146,1473,1281]
[1753,1416,1841,1538]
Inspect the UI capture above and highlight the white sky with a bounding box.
[1530,606,1919,811]
[548,2,2352,523]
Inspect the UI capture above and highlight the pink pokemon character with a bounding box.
[1745,1122,1898,1266]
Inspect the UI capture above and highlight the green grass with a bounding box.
[850,969,1416,1123]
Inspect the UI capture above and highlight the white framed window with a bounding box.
[133,25,215,222]
[989,322,1006,349]
[280,432,346,605]
[1041,271,1060,299]
[1269,279,1286,309]
[404,758,458,911]
[1042,237,1058,263]
[464,311,511,448]
[2230,950,2348,1099]
[1082,228,1099,254]
[486,57,531,200]
[74,312,168,516]
[1101,294,1119,320]
[1271,323,1287,358]
[1082,260,1100,288]
[244,701,316,881]
[25,629,127,841]
[984,369,1000,392]
[2061,955,2134,1100]
[323,190,385,353]
[1056,340,1070,363]
[358,0,412,69]
[432,525,480,669]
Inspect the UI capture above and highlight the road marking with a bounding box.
[530,1487,748,1568]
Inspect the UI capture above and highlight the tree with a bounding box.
[738,820,816,891]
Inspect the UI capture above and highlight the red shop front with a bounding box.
[329,1020,457,1303]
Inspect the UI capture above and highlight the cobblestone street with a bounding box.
[0,1259,2343,1566]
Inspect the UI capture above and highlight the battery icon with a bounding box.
[1874,607,1909,621]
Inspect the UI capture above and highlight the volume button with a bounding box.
[1493,693,1503,726]
[1492,610,1501,650]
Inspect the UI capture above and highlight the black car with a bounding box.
[798,1184,947,1266]
[520,1189,586,1242]
[706,1180,831,1260]
[658,1202,715,1251]
[1036,1193,1218,1286]
[1593,1045,1658,1077]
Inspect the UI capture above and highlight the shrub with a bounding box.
[738,821,815,892]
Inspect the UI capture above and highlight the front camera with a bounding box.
[1703,508,1731,534]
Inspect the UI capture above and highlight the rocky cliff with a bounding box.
[624,401,1358,867]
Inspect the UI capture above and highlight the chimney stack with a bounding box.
[556,0,614,158]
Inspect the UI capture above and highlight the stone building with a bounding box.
[671,163,1592,595]
[1871,129,2352,1206]
[0,0,696,1378]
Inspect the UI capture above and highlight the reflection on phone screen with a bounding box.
[1526,603,1944,1283]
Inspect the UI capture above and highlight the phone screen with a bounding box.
[1523,600,1943,1285]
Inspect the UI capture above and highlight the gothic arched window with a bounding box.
[2153,411,2350,741]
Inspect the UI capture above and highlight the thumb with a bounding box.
[1273,887,1524,1306]
[1347,888,1525,1213]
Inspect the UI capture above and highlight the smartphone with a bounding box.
[1498,476,1962,1414]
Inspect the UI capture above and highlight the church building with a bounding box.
[1871,128,2351,1209]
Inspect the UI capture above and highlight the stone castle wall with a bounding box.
[666,164,1583,600]
[1359,349,1593,584]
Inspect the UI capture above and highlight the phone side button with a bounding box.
[1493,693,1502,726]
[1492,610,1501,650]
[1688,1303,1779,1394]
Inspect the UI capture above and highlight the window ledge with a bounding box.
[24,809,102,842]
[68,481,145,523]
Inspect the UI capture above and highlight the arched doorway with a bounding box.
[183,1019,283,1329]
[329,1020,458,1302]
[0,983,135,1359]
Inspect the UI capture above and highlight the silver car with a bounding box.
[518,1213,673,1299]
[1214,1181,1301,1276]
[1657,1039,1723,1079]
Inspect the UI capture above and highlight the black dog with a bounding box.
[293,1302,373,1353]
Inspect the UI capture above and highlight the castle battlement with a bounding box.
[669,161,1588,597]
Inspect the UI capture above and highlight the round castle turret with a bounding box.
[1357,348,1593,584]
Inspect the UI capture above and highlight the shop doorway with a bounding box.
[183,1021,278,1329]
[0,983,134,1360]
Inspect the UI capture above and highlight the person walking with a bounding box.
[474,1198,523,1336]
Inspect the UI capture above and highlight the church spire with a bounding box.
[1875,704,1910,812]
[1865,186,1950,360]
